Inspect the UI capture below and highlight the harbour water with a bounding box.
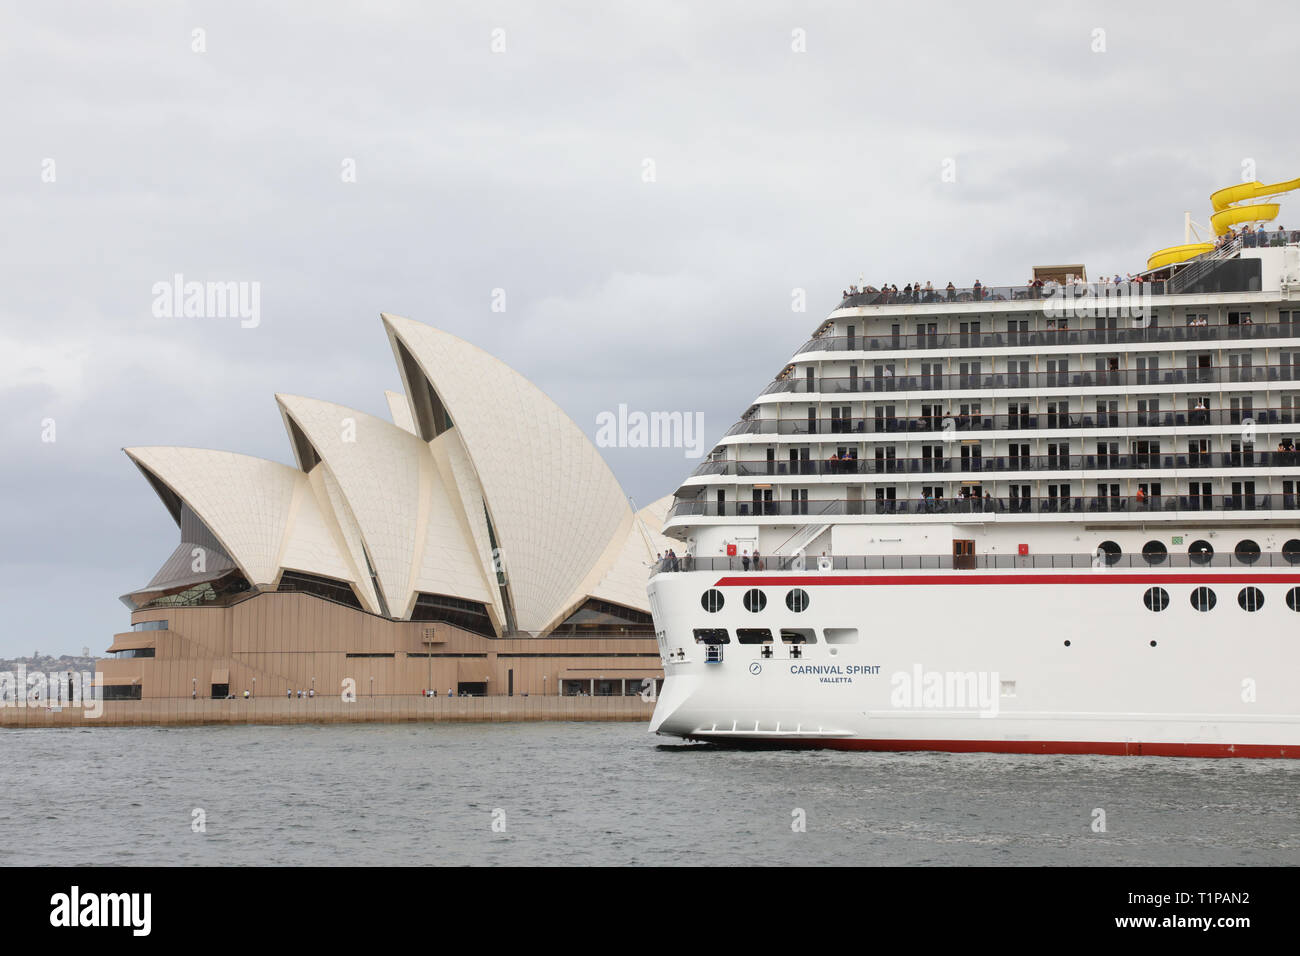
[4,723,1297,866]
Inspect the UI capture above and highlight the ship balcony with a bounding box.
[687,449,1300,481]
[758,363,1300,398]
[666,492,1299,521]
[721,406,1298,439]
[651,548,1300,575]
[796,318,1299,356]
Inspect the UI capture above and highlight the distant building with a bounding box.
[101,315,671,701]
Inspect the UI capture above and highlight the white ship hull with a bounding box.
[647,565,1300,757]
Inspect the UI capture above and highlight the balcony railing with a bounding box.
[721,406,1298,438]
[651,549,1300,574]
[795,319,1300,355]
[667,492,1298,520]
[836,281,1169,308]
[1166,234,1273,293]
[759,363,1300,397]
[688,449,1300,479]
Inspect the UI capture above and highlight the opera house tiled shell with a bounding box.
[122,314,672,640]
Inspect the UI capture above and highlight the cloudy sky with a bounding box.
[3,1,1298,657]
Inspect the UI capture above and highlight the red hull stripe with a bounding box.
[687,735,1297,759]
[714,573,1300,587]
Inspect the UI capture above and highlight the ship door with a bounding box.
[953,539,976,570]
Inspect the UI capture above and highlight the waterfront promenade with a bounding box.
[0,694,655,728]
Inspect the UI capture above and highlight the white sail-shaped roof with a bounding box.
[428,428,505,627]
[125,315,664,632]
[275,469,358,585]
[411,452,496,614]
[124,447,332,587]
[589,496,676,611]
[382,314,633,633]
[276,394,493,619]
[553,496,675,627]
[305,462,382,613]
[276,395,425,616]
[385,390,416,434]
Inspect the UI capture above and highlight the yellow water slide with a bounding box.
[1146,242,1213,271]
[1210,177,1300,210]
[1147,175,1300,269]
[1209,177,1300,235]
[1211,201,1281,236]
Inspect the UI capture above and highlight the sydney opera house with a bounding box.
[100,314,671,701]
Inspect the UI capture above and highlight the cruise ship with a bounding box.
[647,179,1300,758]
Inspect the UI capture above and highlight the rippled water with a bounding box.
[3,723,1297,865]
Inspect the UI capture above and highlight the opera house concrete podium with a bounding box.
[102,314,671,702]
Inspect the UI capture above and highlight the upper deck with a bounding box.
[832,233,1300,314]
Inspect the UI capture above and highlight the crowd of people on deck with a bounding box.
[654,548,767,572]
[841,281,959,303]
[837,280,1025,303]
[656,549,691,572]
[841,273,1161,303]
[1219,224,1299,250]
[837,224,1300,303]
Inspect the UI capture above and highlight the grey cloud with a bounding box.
[2,0,1298,655]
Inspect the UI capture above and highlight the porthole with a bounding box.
[1096,540,1122,566]
[701,589,724,613]
[1190,586,1217,612]
[1283,539,1300,565]
[742,588,767,613]
[1238,587,1265,612]
[1287,587,1300,611]
[1188,540,1214,565]
[1141,540,1168,565]
[1143,587,1169,612]
[786,588,810,612]
[1234,539,1261,565]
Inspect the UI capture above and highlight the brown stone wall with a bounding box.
[96,591,663,702]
